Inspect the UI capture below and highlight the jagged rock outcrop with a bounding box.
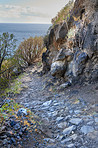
[42,0,98,84]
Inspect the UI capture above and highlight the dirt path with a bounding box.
[16,65,98,148]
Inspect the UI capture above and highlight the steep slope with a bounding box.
[42,0,98,84]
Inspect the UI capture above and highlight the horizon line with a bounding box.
[0,22,52,25]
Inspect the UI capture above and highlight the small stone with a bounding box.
[47,112,52,117]
[11,137,16,144]
[3,139,8,145]
[87,131,98,142]
[52,111,58,117]
[1,126,6,131]
[80,146,87,148]
[8,144,11,148]
[63,125,76,136]
[10,120,17,127]
[66,143,75,148]
[59,135,65,141]
[58,122,67,128]
[43,138,50,142]
[19,132,22,136]
[87,121,94,125]
[14,123,20,130]
[56,117,64,123]
[61,137,72,144]
[49,107,54,112]
[17,136,21,140]
[69,118,83,125]
[81,125,94,134]
[60,82,71,89]
[95,126,98,130]
[54,103,59,106]
[95,118,98,123]
[43,100,52,106]
[49,139,55,143]
[1,135,7,139]
[69,110,73,114]
[17,108,27,116]
[74,110,81,114]
[70,134,77,140]
[65,115,71,120]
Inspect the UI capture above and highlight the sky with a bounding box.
[0,0,69,24]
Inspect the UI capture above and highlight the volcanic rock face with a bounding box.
[42,0,98,84]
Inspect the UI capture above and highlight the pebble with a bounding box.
[65,115,71,120]
[61,137,72,144]
[70,134,77,140]
[14,123,20,130]
[59,135,65,141]
[17,108,27,116]
[69,118,83,125]
[0,126,6,131]
[10,120,17,127]
[63,125,76,135]
[80,125,94,134]
[66,143,75,148]
[3,139,8,145]
[57,122,67,128]
[52,111,58,117]
[56,117,64,123]
[43,100,52,106]
[74,110,81,114]
[95,118,98,123]
[87,121,94,125]
[11,137,16,144]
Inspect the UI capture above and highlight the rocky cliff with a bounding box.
[42,0,98,85]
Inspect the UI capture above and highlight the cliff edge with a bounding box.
[42,0,98,85]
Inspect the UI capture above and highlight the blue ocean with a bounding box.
[0,23,51,48]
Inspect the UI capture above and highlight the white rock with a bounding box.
[43,100,52,106]
[56,117,64,122]
[17,108,27,116]
[63,125,76,135]
[67,144,75,148]
[61,137,72,144]
[69,118,83,125]
[58,122,67,128]
[70,134,77,140]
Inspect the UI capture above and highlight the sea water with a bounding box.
[0,23,51,48]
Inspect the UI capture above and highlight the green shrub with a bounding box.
[0,32,17,72]
[16,36,44,66]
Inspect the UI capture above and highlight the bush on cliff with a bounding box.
[51,0,74,25]
[16,36,44,66]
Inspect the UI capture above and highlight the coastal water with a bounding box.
[0,23,51,48]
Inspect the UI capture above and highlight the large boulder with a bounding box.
[51,60,67,77]
[50,48,73,77]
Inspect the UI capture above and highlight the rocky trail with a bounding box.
[14,64,98,148]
